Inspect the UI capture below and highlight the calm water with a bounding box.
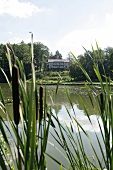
[0,84,105,170]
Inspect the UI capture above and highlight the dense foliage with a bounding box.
[1,41,113,83]
[0,41,62,82]
[69,47,113,81]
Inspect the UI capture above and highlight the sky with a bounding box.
[0,0,113,58]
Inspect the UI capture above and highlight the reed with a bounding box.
[47,43,113,170]
[12,64,20,125]
[0,41,112,170]
[0,41,51,170]
[39,86,43,122]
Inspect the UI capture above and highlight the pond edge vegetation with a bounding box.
[0,40,112,170]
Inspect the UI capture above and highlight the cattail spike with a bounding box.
[12,64,20,125]
[100,93,104,112]
[39,86,43,121]
[35,86,38,120]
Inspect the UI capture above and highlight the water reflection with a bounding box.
[0,84,104,169]
[46,85,99,116]
[0,84,99,116]
[0,84,100,130]
[45,85,105,169]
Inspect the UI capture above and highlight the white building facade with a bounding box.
[47,59,69,70]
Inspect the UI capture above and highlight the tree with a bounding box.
[69,59,86,81]
[52,50,62,59]
[0,44,11,82]
[12,42,31,78]
[34,42,50,71]
[69,49,107,82]
[104,47,113,79]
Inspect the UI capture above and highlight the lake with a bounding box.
[0,84,105,170]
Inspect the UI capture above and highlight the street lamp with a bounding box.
[29,32,34,62]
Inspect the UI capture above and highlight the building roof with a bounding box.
[48,59,69,63]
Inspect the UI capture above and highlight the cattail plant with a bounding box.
[35,86,38,121]
[100,92,104,113]
[12,63,22,170]
[39,86,43,121]
[12,64,20,125]
[0,40,52,169]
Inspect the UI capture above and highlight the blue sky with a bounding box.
[0,0,113,58]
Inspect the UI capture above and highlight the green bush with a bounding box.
[61,70,69,76]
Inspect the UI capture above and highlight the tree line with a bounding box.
[69,47,113,81]
[0,41,62,82]
[0,41,113,82]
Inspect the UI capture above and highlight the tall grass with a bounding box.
[0,41,112,170]
[0,38,51,170]
[47,43,113,170]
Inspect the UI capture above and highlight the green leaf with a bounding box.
[45,153,66,169]
[59,164,62,170]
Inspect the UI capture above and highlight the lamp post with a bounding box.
[29,32,34,63]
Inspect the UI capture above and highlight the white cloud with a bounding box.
[9,36,24,43]
[58,114,103,133]
[7,31,12,35]
[0,0,42,18]
[89,14,96,22]
[8,34,48,46]
[105,12,113,23]
[56,12,113,58]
